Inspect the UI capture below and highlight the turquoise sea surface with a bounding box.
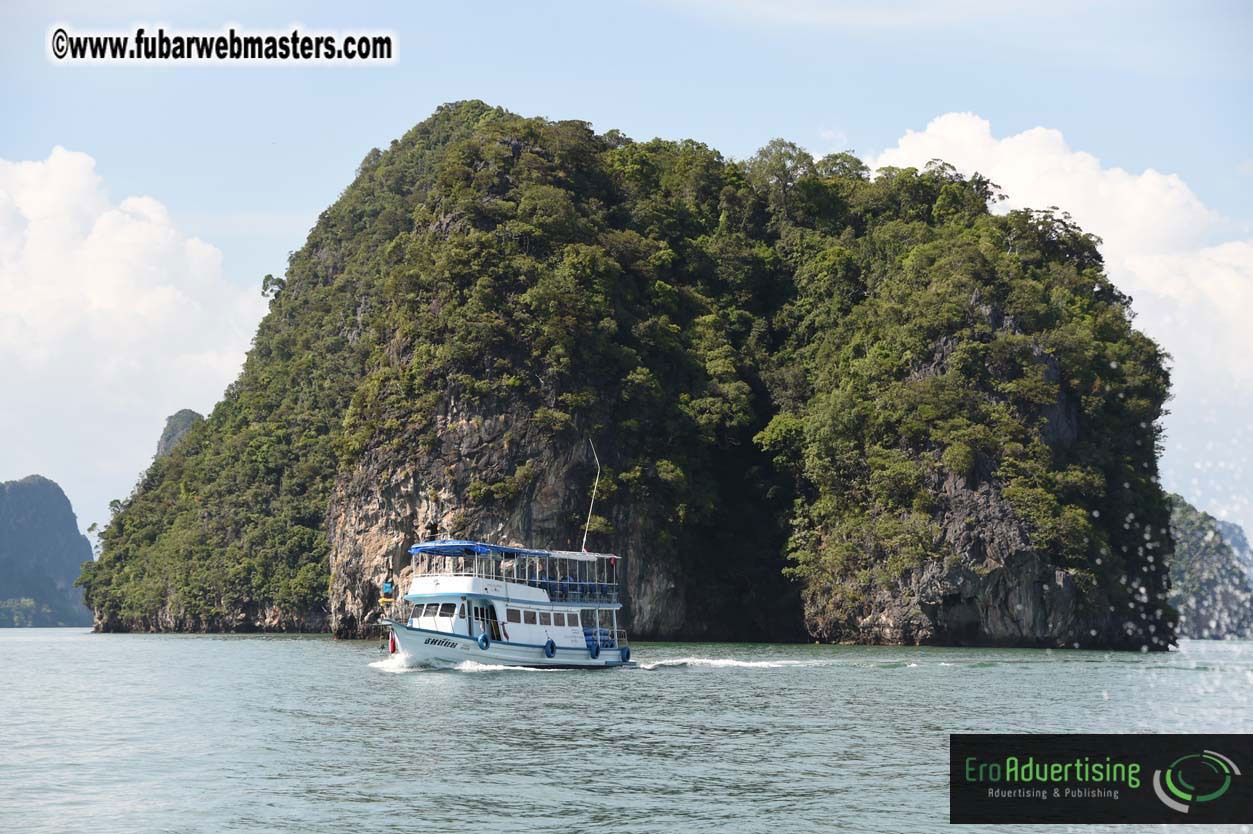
[1,629,1249,833]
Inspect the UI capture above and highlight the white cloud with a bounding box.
[867,114,1253,533]
[0,147,266,532]
[866,113,1217,256]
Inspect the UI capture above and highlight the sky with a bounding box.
[1,0,1250,540]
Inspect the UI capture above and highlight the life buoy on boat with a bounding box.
[544,639,556,658]
[620,646,630,662]
[477,633,490,651]
[589,642,600,660]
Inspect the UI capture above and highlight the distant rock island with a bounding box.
[0,475,93,626]
[155,409,203,460]
[1169,495,1252,638]
[81,101,1181,648]
[1215,519,1253,585]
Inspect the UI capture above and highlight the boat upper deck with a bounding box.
[406,539,623,605]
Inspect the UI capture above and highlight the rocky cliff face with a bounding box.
[328,395,799,640]
[154,409,203,460]
[0,475,94,626]
[328,399,606,637]
[833,472,1119,647]
[91,599,327,633]
[798,349,1136,649]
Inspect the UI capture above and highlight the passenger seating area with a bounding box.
[524,577,618,603]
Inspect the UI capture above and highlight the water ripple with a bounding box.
[1,631,1248,833]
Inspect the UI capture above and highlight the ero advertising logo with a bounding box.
[950,734,1251,824]
[1153,750,1242,813]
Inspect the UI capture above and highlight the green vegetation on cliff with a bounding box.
[753,154,1173,644]
[79,102,1175,646]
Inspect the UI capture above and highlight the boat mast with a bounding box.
[581,437,600,553]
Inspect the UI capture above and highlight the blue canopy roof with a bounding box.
[407,539,615,561]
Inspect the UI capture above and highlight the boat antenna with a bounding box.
[581,437,600,552]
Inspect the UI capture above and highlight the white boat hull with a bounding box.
[384,619,632,669]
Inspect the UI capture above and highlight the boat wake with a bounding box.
[638,656,834,670]
[373,653,950,674]
[368,653,421,673]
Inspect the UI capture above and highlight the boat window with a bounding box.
[552,612,565,627]
[539,612,551,626]
[506,608,521,623]
[439,603,456,617]
[422,603,438,617]
[457,603,465,619]
[567,612,579,627]
[523,610,536,625]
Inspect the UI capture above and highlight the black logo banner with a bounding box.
[950,734,1252,824]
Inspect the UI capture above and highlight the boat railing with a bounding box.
[410,562,620,603]
[407,543,622,601]
[410,561,508,580]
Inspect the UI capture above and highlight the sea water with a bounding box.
[1,629,1249,833]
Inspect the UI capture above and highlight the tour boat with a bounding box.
[381,539,633,668]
